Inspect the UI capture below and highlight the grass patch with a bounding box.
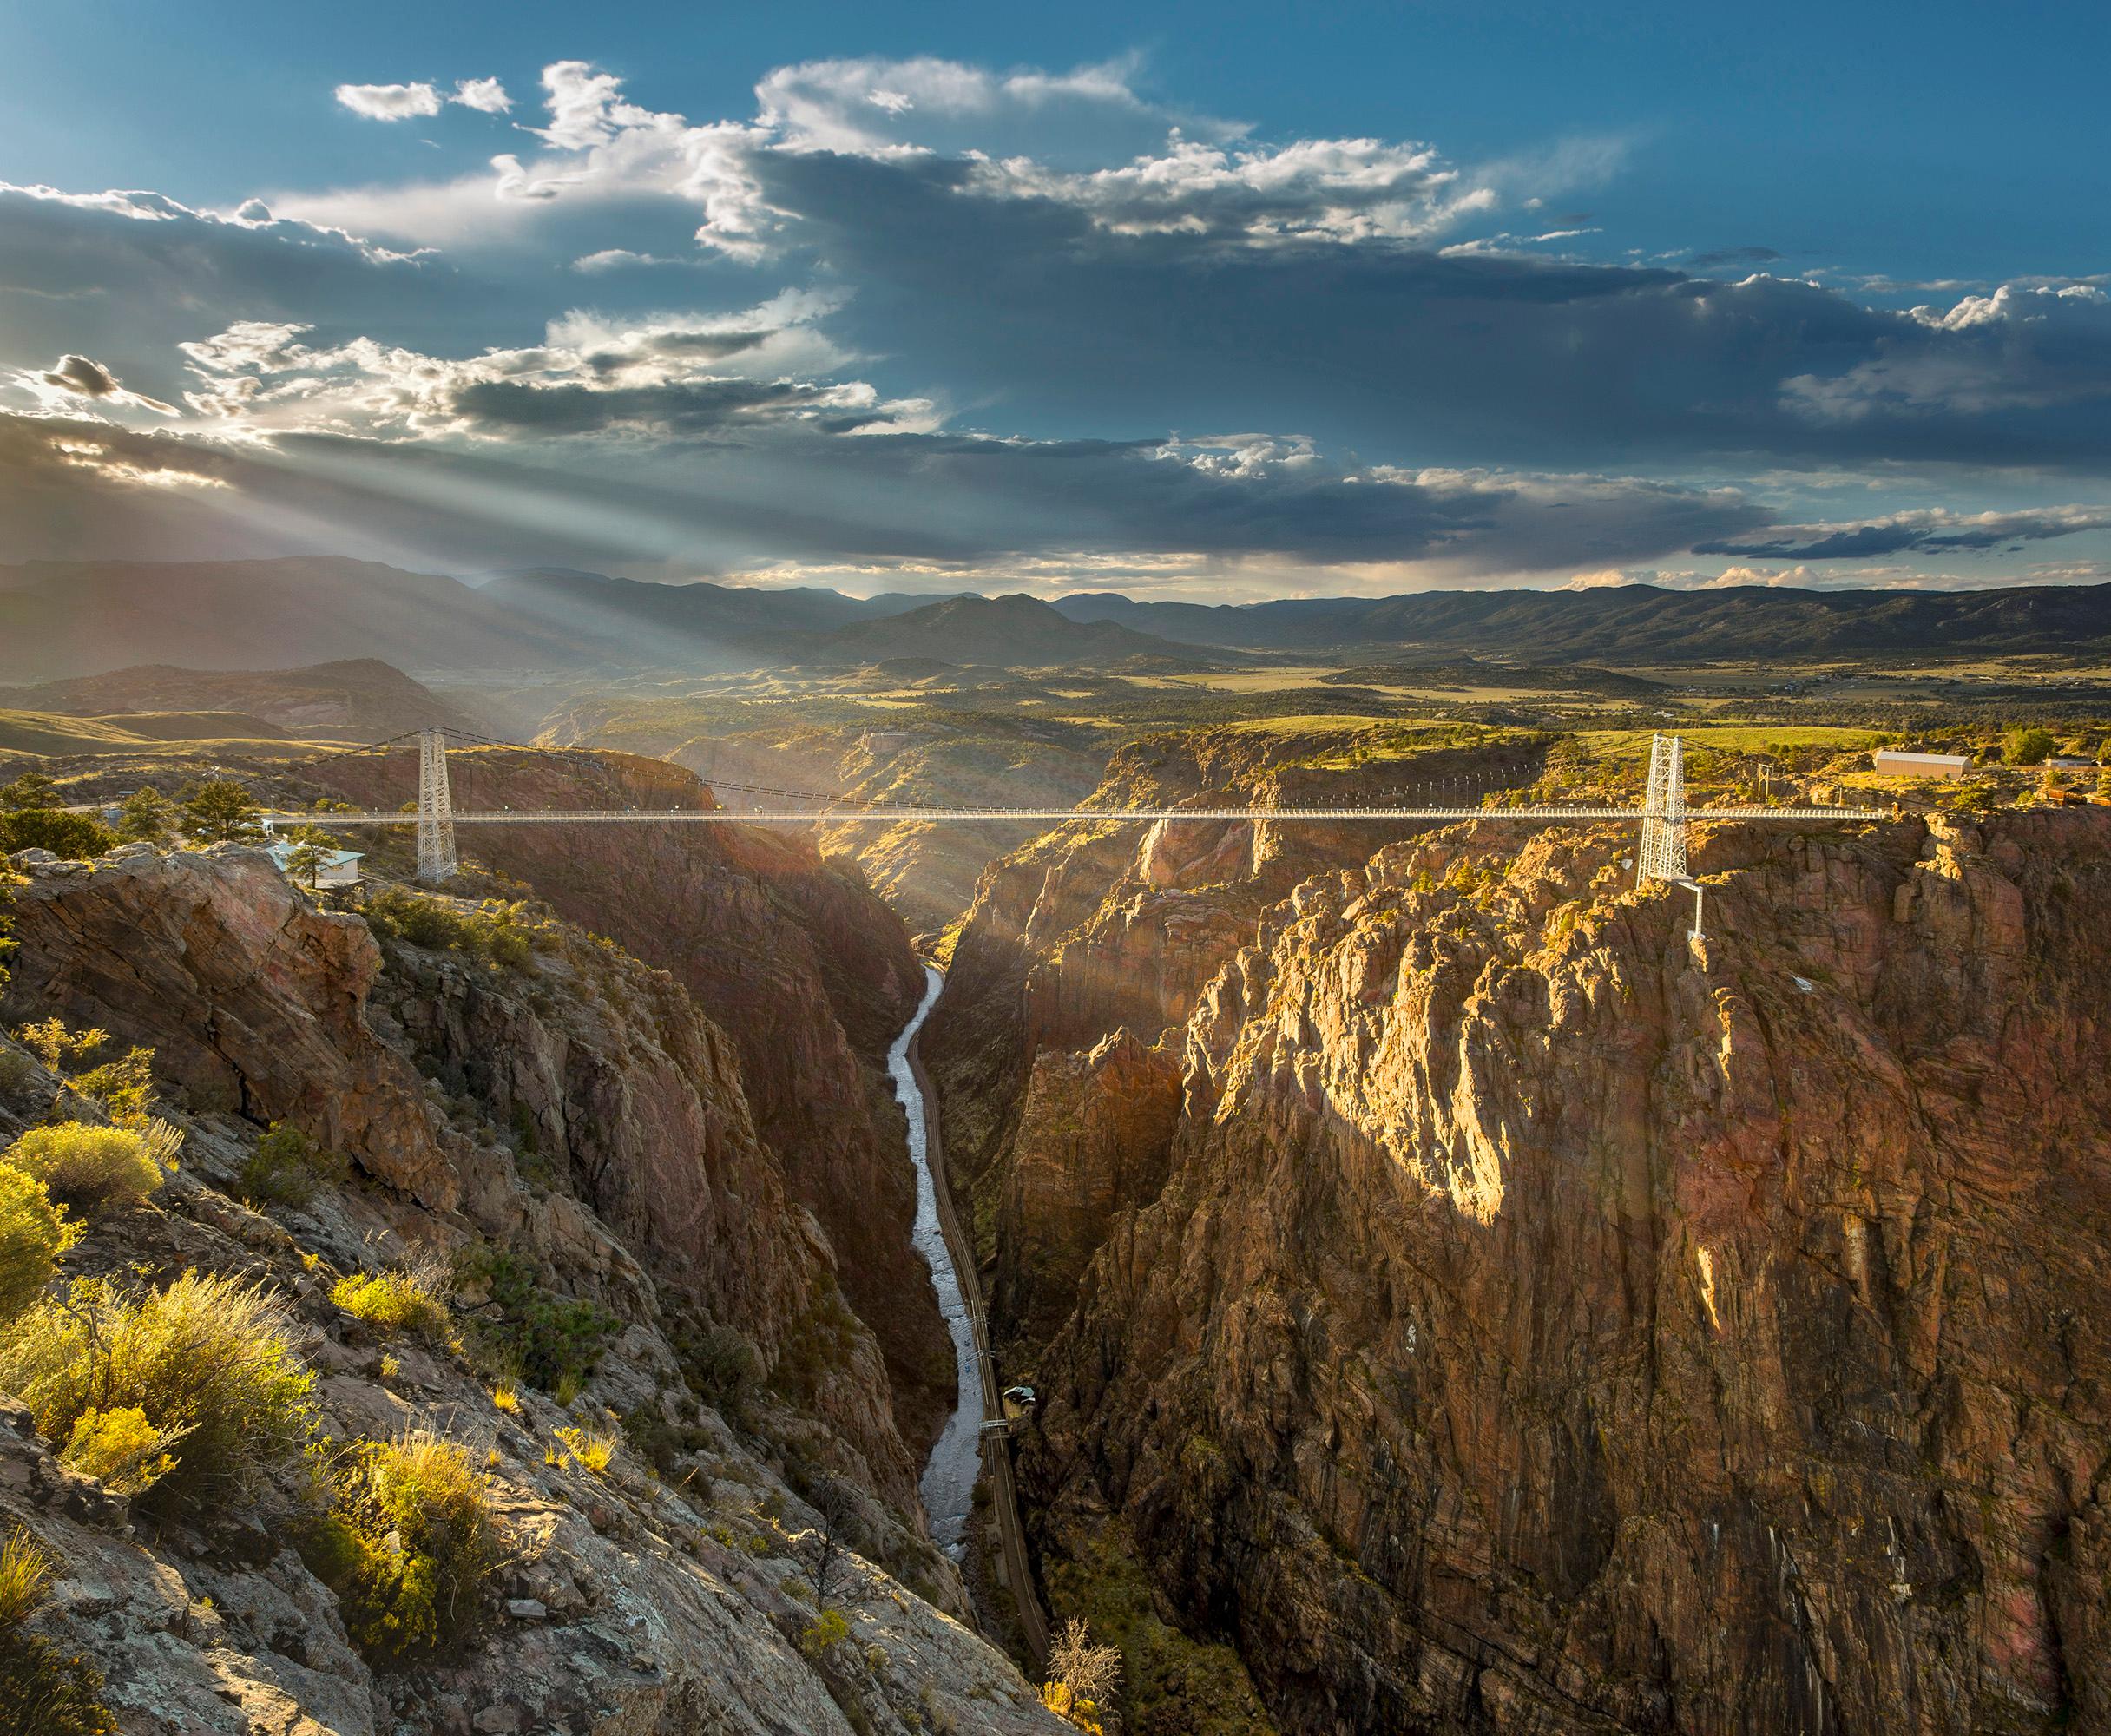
[0,1525,115,1735]
[0,1529,49,1629]
[553,1424,617,1474]
[332,1266,452,1345]
[302,1433,497,1667]
[0,1271,315,1515]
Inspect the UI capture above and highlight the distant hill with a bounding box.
[11,559,2105,682]
[0,557,608,681]
[0,707,312,761]
[811,593,1200,668]
[0,658,480,741]
[1050,582,2111,661]
[477,568,926,669]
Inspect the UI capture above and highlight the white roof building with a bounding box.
[1872,749,1971,779]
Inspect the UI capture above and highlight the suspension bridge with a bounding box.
[267,728,1870,939]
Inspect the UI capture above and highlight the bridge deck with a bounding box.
[272,804,1871,826]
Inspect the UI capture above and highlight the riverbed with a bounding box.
[889,962,979,1560]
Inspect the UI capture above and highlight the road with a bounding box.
[908,1023,1052,1673]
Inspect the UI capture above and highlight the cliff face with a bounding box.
[0,845,1062,1733]
[923,730,1542,1355]
[3,845,916,1511]
[1003,807,2111,1734]
[313,746,950,1457]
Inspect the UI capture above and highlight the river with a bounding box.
[889,962,980,1560]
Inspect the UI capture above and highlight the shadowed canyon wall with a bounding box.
[312,746,952,1455]
[929,731,2110,1734]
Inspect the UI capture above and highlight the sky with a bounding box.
[1,0,2107,602]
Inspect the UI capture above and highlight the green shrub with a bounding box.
[0,1048,39,1102]
[0,1272,316,1515]
[10,1021,104,1074]
[238,1123,340,1207]
[0,1526,118,1734]
[363,889,547,972]
[454,1248,615,1397]
[301,1433,497,1667]
[2003,725,2055,766]
[58,1405,182,1496]
[66,1047,156,1128]
[2,1123,165,1214]
[0,809,115,861]
[0,1168,74,1321]
[800,1608,850,1659]
[679,1322,762,1424]
[332,1267,452,1345]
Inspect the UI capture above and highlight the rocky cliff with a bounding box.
[311,746,952,1462]
[0,843,1062,1733]
[924,728,1542,1359]
[934,744,2111,1733]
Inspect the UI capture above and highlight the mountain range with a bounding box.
[6,556,2108,681]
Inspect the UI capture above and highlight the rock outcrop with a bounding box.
[1000,806,2111,1733]
[311,746,952,1463]
[0,844,1064,1733]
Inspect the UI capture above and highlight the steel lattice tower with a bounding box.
[415,727,457,884]
[1636,733,1688,884]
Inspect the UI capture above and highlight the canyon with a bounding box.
[924,732,2111,1734]
[0,760,1062,1731]
[2,719,2108,1733]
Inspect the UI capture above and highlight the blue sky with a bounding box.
[1,0,2107,599]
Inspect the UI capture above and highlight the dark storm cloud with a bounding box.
[1696,506,2111,559]
[40,354,120,397]
[0,405,1772,579]
[445,374,904,435]
[748,149,2111,472]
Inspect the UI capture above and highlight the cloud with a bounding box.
[962,135,1493,247]
[41,354,119,397]
[753,53,1194,163]
[1697,504,2111,559]
[571,249,694,272]
[11,52,2111,597]
[452,77,512,115]
[335,82,444,122]
[173,297,914,437]
[23,352,179,415]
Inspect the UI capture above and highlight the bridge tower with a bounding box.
[1636,733,1710,958]
[1635,733,1687,884]
[415,727,457,884]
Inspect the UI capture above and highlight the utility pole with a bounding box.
[416,728,457,884]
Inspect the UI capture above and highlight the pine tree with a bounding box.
[178,779,261,844]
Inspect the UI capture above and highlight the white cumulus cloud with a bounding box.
[334,82,444,122]
[452,77,512,115]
